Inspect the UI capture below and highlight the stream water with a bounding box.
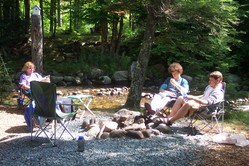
[58,87,150,112]
[4,85,249,113]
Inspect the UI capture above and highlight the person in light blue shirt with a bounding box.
[145,62,189,114]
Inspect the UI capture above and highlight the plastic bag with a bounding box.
[212,133,249,147]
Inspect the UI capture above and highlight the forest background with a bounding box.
[0,0,248,109]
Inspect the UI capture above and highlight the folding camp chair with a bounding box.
[67,94,94,119]
[17,88,32,110]
[189,82,226,135]
[30,81,76,146]
[160,99,177,116]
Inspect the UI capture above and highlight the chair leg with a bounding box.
[57,119,75,140]
[50,120,57,146]
[188,117,198,135]
[31,118,57,146]
[54,120,57,146]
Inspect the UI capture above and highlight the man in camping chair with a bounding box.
[153,71,224,126]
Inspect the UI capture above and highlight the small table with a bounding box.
[67,94,94,119]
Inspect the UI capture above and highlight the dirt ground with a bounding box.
[0,104,249,165]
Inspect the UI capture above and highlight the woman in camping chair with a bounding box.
[19,61,43,97]
[154,71,224,126]
[144,62,189,115]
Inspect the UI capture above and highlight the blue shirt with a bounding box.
[160,77,189,97]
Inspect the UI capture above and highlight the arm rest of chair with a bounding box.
[56,108,76,120]
[67,94,94,100]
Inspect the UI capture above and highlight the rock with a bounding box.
[57,80,67,86]
[110,130,127,138]
[134,115,145,124]
[99,76,112,85]
[146,122,155,129]
[89,68,104,79]
[64,76,75,82]
[120,115,130,122]
[152,129,161,135]
[155,123,172,134]
[75,76,81,85]
[113,109,142,128]
[123,123,146,131]
[126,130,144,139]
[103,121,118,132]
[85,124,100,137]
[113,71,129,82]
[50,76,64,83]
[100,132,110,139]
[81,120,89,129]
[142,129,152,138]
[113,109,141,125]
[77,72,84,77]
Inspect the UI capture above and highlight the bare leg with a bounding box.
[169,102,192,123]
[168,96,185,118]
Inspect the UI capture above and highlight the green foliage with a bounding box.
[225,83,249,100]
[79,52,132,75]
[44,50,132,76]
[225,110,249,125]
[152,0,240,77]
[0,57,15,103]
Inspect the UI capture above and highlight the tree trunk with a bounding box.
[31,15,43,74]
[100,11,109,55]
[69,0,72,33]
[57,0,62,27]
[115,14,124,55]
[125,5,157,108]
[52,0,56,37]
[24,0,30,34]
[49,0,55,34]
[40,0,44,47]
[74,0,80,31]
[110,15,118,54]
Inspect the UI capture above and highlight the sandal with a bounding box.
[153,117,172,127]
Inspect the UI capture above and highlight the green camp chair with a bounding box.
[30,81,76,146]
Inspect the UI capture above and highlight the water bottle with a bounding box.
[77,136,85,152]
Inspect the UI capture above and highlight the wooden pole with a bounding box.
[31,6,43,73]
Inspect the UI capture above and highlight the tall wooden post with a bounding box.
[31,5,43,74]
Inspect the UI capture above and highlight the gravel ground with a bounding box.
[0,114,210,166]
[0,135,205,166]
